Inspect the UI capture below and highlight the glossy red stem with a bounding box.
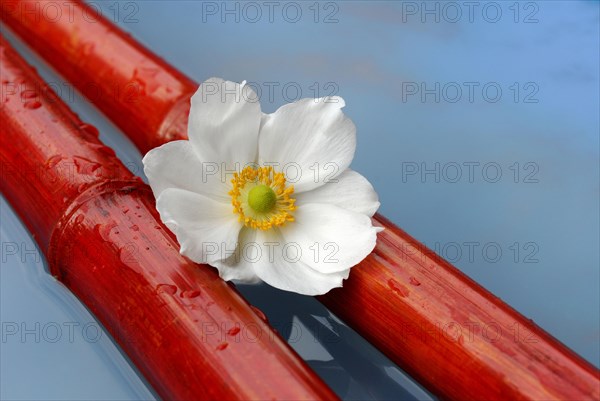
[2,1,599,399]
[0,35,339,401]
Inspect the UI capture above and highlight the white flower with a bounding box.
[143,78,381,295]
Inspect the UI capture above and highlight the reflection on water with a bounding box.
[237,283,434,400]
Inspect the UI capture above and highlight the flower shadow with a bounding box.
[236,282,435,401]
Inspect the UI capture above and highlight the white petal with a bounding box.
[189,78,261,168]
[212,227,261,283]
[279,203,377,274]
[213,228,348,294]
[252,229,350,295]
[143,140,230,202]
[295,169,380,217]
[155,188,242,265]
[258,97,356,193]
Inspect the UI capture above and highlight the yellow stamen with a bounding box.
[228,166,296,230]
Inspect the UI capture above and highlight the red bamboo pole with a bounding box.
[2,1,598,399]
[0,35,339,401]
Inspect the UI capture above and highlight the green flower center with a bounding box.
[229,166,296,230]
[247,184,277,213]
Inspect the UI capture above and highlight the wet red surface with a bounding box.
[0,35,339,401]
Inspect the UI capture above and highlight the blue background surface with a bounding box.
[1,1,599,400]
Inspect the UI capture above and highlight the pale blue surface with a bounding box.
[1,1,599,400]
